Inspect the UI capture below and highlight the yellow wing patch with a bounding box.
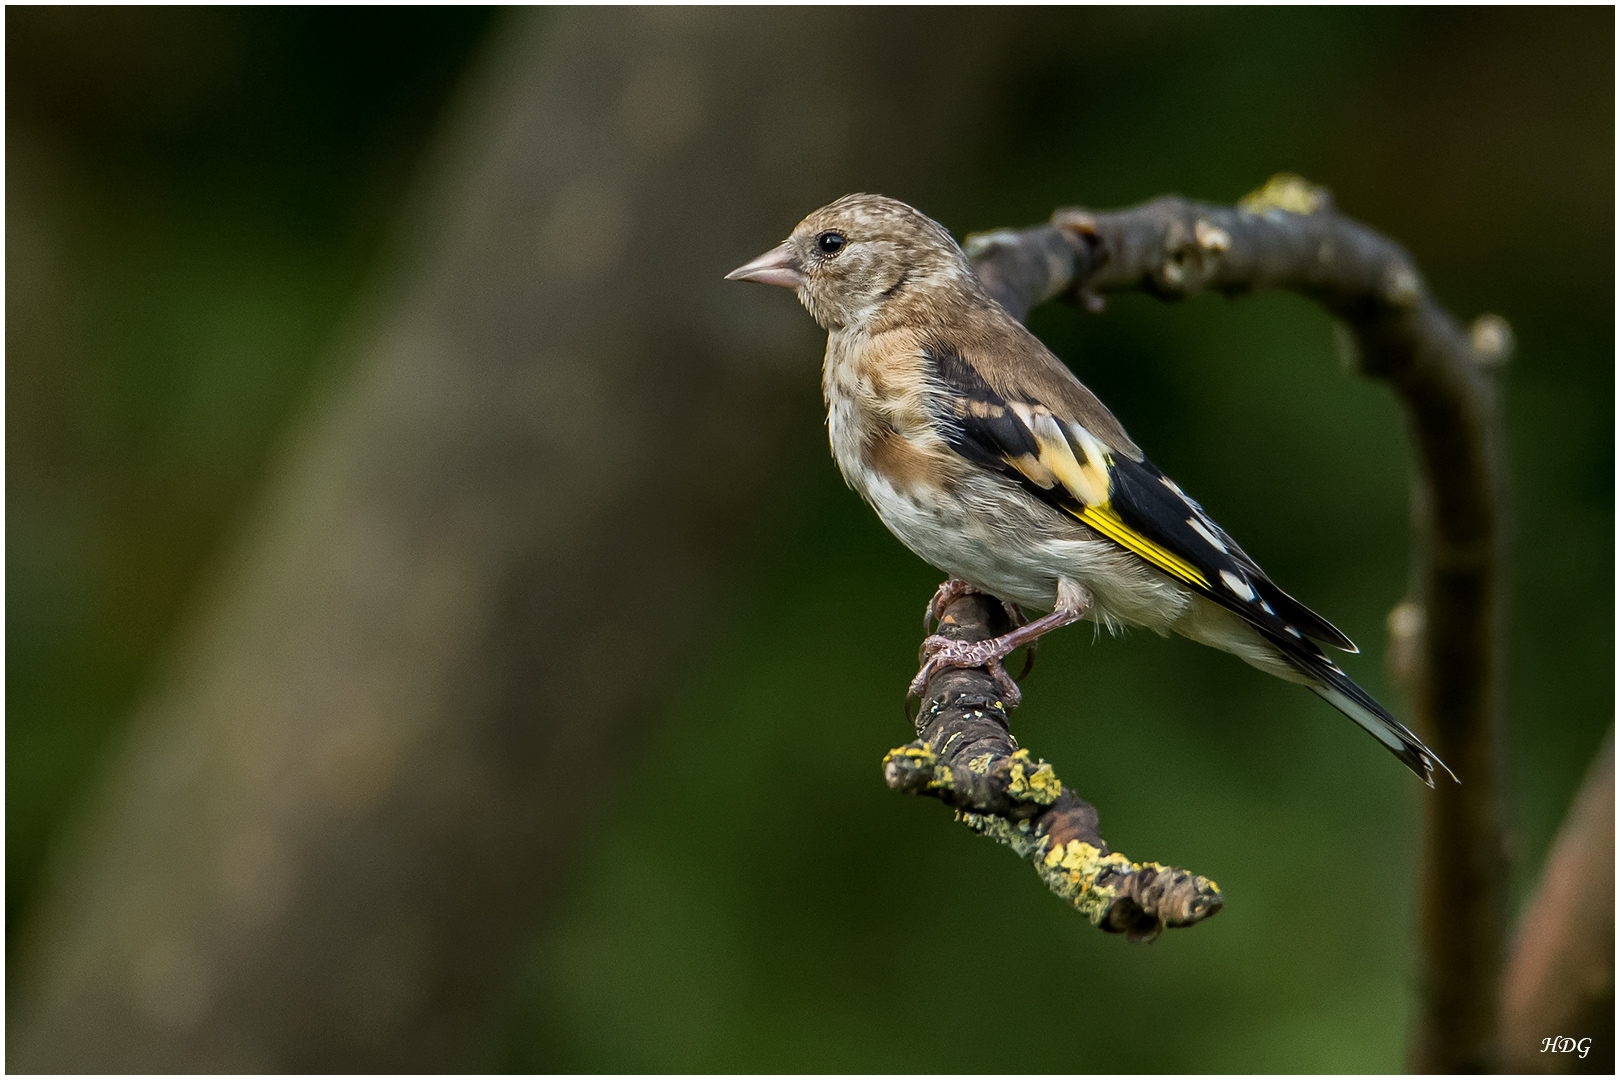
[1072,502,1211,589]
[1006,403,1110,505]
[996,404,1211,591]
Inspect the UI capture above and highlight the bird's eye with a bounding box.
[816,231,847,256]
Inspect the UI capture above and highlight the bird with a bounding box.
[725,193,1453,786]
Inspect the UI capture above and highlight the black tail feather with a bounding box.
[1260,625,1454,785]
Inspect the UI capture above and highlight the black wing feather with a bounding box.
[927,344,1041,468]
[1108,456,1359,652]
[926,341,1358,652]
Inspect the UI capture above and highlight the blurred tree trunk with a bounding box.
[7,8,1023,1070]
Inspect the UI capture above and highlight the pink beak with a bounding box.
[724,242,805,288]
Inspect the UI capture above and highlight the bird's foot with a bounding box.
[910,579,1093,709]
[910,634,1024,707]
[924,579,1028,634]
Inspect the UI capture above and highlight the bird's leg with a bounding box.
[909,579,1091,707]
[1007,601,1039,680]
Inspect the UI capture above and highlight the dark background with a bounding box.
[8,7,1612,1071]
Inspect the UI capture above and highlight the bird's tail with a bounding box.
[1263,627,1455,787]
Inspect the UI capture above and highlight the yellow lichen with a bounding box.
[886,744,933,768]
[889,745,1220,932]
[1030,839,1141,923]
[884,744,954,791]
[1238,173,1327,216]
[954,806,1229,929]
[1003,749,1060,805]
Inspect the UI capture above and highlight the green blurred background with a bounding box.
[7,7,1612,1072]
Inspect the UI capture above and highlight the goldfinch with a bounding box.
[726,194,1452,785]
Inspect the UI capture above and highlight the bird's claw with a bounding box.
[923,579,980,633]
[909,634,1023,707]
[925,580,1028,635]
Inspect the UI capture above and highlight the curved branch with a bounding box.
[955,176,1507,1064]
[884,593,1222,942]
[1500,728,1614,1073]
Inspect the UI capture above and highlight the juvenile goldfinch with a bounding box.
[727,194,1452,785]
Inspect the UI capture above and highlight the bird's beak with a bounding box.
[724,242,805,288]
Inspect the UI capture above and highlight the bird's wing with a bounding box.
[924,340,1357,653]
[923,335,1453,785]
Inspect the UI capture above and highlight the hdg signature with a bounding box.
[1541,1036,1592,1059]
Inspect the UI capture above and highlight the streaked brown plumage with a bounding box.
[727,193,1451,785]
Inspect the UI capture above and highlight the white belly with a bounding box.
[829,397,1189,629]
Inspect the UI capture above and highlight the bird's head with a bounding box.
[726,194,976,332]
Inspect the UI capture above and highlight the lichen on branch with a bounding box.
[883,593,1221,943]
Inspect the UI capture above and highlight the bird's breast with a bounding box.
[823,332,949,500]
[826,388,946,504]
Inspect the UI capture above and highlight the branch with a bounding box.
[1499,728,1614,1073]
[884,593,1222,942]
[957,176,1508,1064]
